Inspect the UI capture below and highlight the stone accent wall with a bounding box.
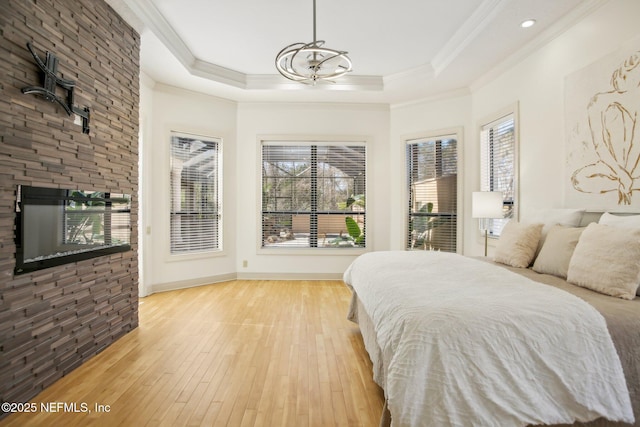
[0,0,139,407]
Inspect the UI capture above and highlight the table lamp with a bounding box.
[472,191,504,256]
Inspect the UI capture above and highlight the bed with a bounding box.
[343,213,640,427]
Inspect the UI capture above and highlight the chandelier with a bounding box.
[275,0,352,85]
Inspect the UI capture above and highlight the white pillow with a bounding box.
[598,212,640,228]
[567,223,640,300]
[526,208,585,232]
[532,225,584,278]
[598,213,640,296]
[494,221,544,268]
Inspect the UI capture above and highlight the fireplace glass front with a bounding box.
[15,185,131,275]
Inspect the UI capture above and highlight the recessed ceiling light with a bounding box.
[520,19,536,28]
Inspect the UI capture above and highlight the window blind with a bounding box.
[261,142,366,248]
[406,137,457,252]
[170,133,221,254]
[480,113,515,236]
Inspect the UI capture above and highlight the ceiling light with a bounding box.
[520,19,536,28]
[275,0,352,85]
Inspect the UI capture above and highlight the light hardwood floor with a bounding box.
[1,280,384,427]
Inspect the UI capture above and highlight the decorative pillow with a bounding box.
[532,225,584,278]
[598,213,640,296]
[525,208,584,255]
[598,212,640,228]
[567,223,640,300]
[493,221,544,268]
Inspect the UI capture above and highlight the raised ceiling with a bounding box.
[107,0,604,104]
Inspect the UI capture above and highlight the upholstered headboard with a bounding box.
[579,211,640,226]
[579,211,604,226]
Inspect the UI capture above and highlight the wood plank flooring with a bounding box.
[1,280,384,427]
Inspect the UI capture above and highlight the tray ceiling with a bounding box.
[107,0,603,104]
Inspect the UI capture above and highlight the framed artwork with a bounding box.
[565,37,640,210]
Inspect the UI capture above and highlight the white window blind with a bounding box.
[480,113,515,237]
[406,137,457,252]
[261,142,366,249]
[170,133,221,254]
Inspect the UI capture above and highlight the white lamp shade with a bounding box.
[472,191,504,218]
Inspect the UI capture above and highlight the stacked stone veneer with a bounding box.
[0,0,140,408]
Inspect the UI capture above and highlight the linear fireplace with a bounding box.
[14,185,132,275]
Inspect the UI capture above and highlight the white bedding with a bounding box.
[343,251,634,427]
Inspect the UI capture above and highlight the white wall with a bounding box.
[139,0,640,288]
[474,2,628,211]
[389,93,472,252]
[468,0,640,255]
[138,72,154,296]
[236,102,390,278]
[391,0,640,256]
[141,84,237,293]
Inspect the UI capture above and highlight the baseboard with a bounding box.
[236,272,344,281]
[145,271,345,295]
[147,272,238,294]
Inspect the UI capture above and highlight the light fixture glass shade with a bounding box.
[472,191,504,218]
[275,0,352,85]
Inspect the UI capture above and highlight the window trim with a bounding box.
[403,127,463,253]
[257,135,371,255]
[478,103,520,239]
[167,130,224,260]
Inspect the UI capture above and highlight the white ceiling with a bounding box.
[106,0,604,104]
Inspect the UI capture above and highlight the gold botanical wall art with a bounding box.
[565,39,640,209]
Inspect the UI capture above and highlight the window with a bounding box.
[406,136,458,252]
[480,112,516,237]
[170,133,222,254]
[261,141,366,249]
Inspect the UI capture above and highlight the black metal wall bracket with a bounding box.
[21,42,90,134]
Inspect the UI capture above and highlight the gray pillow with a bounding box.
[532,225,584,279]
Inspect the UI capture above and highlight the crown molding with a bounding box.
[469,0,607,93]
[121,0,383,91]
[431,0,509,77]
[191,58,247,88]
[117,0,606,100]
[384,63,435,85]
[390,87,471,110]
[245,74,383,91]
[124,0,194,66]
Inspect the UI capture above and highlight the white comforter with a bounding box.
[343,251,634,427]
